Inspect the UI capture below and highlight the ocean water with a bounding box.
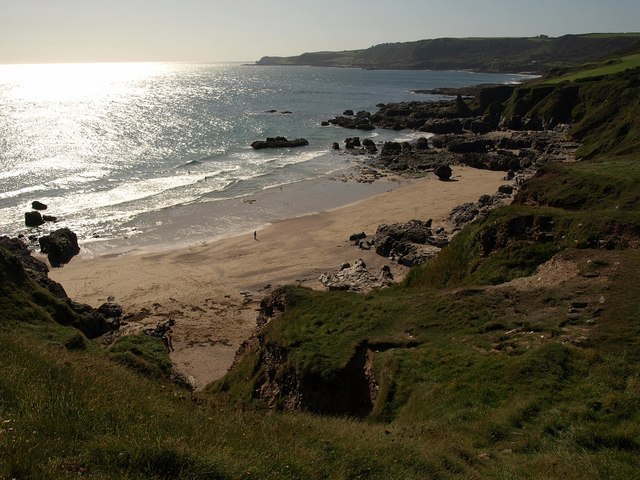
[0,62,528,248]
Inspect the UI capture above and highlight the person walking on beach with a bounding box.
[254,230,258,241]
[166,329,174,352]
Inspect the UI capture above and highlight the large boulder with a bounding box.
[39,228,80,267]
[31,201,48,211]
[251,137,309,149]
[25,211,45,227]
[435,165,453,181]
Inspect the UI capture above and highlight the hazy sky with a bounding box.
[2,0,639,64]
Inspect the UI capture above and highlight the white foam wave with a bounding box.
[0,184,48,200]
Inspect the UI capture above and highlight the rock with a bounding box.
[380,265,393,281]
[447,138,493,154]
[435,165,453,181]
[25,211,45,227]
[0,236,67,298]
[373,219,434,257]
[343,109,354,116]
[358,240,372,250]
[281,111,292,115]
[38,228,80,267]
[321,121,331,126]
[319,259,392,292]
[98,302,123,318]
[361,138,377,152]
[42,215,58,222]
[251,137,309,149]
[498,185,514,195]
[356,123,375,131]
[332,142,340,150]
[345,137,361,149]
[420,118,463,134]
[380,141,402,156]
[265,109,277,113]
[349,232,367,242]
[415,137,430,150]
[31,201,48,211]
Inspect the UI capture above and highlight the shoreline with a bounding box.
[74,165,404,257]
[50,166,508,389]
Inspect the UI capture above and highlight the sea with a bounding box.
[0,62,529,251]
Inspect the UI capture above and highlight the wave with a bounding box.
[0,183,48,200]
[178,160,202,168]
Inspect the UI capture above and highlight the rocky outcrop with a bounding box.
[448,192,513,231]
[319,259,393,292]
[0,235,119,339]
[373,220,449,266]
[326,111,375,131]
[251,136,309,149]
[39,227,80,267]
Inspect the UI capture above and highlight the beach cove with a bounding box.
[50,166,507,389]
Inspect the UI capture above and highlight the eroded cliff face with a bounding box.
[230,289,379,418]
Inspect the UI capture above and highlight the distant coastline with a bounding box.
[254,33,640,74]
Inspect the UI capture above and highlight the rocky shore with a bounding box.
[313,87,579,289]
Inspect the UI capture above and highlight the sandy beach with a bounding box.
[50,166,507,389]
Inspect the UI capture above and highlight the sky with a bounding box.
[1,0,639,64]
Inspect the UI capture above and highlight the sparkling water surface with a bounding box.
[0,62,528,245]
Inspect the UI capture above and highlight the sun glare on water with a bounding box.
[0,62,172,103]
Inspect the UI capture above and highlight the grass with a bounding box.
[545,54,640,83]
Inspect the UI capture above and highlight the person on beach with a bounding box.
[166,329,174,352]
[254,231,257,241]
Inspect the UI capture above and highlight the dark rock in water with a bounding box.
[32,201,48,211]
[356,123,375,131]
[435,165,453,181]
[98,302,123,319]
[251,137,309,149]
[345,137,361,149]
[39,227,80,267]
[361,138,377,152]
[281,111,292,115]
[332,142,340,150]
[25,211,45,227]
[42,215,58,223]
[343,109,354,116]
[321,121,331,126]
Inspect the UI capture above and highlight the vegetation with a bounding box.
[2,50,640,478]
[256,33,640,73]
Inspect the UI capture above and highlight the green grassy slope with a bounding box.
[2,57,640,478]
